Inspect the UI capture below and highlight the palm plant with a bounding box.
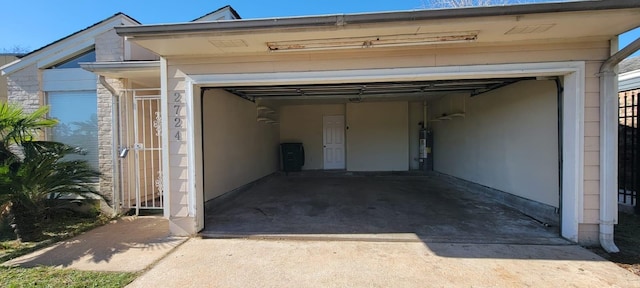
[1,141,101,241]
[0,103,57,164]
[0,102,102,242]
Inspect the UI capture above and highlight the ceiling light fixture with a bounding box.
[267,31,478,52]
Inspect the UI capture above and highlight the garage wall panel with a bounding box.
[280,104,345,170]
[202,89,279,201]
[432,80,559,207]
[346,101,409,171]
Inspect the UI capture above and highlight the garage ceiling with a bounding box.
[223,77,535,102]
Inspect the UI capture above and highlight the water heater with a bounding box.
[419,128,433,171]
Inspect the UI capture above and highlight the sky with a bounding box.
[0,0,638,56]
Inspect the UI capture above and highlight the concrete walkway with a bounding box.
[128,237,640,288]
[2,216,187,272]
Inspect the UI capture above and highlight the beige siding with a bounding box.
[432,80,559,207]
[202,89,280,201]
[165,66,190,220]
[167,38,610,242]
[583,61,603,223]
[578,223,600,246]
[346,101,409,171]
[280,104,345,170]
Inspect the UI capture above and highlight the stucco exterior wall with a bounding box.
[280,104,345,170]
[431,80,559,207]
[6,63,40,114]
[202,89,280,201]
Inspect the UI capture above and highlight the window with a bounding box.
[49,49,96,69]
[48,91,99,169]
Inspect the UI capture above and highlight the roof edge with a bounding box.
[2,13,140,75]
[80,60,160,72]
[191,5,242,22]
[117,0,640,37]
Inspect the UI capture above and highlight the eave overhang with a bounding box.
[80,61,160,86]
[117,0,640,38]
[114,0,640,57]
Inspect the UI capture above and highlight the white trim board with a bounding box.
[42,68,97,91]
[186,61,586,242]
[189,62,586,86]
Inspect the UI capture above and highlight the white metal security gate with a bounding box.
[119,89,163,214]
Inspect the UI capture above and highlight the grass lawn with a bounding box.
[0,266,137,288]
[0,213,138,287]
[0,213,111,263]
[591,212,640,276]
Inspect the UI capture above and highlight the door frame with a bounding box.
[184,61,585,241]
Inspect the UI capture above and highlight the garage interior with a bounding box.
[200,76,562,243]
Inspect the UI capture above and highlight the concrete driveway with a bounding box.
[5,174,637,287]
[127,238,639,287]
[124,173,639,287]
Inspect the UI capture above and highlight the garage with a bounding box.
[197,74,562,243]
[112,1,640,248]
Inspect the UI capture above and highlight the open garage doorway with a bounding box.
[192,63,584,243]
[202,173,565,244]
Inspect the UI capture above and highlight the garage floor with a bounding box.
[203,172,566,245]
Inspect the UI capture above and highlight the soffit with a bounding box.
[124,9,640,57]
[80,61,160,87]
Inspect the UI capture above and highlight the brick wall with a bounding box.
[95,28,125,206]
[6,63,40,113]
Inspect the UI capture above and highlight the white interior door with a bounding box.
[323,115,345,169]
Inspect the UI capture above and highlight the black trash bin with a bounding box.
[280,143,304,173]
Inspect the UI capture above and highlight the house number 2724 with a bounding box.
[173,92,184,141]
